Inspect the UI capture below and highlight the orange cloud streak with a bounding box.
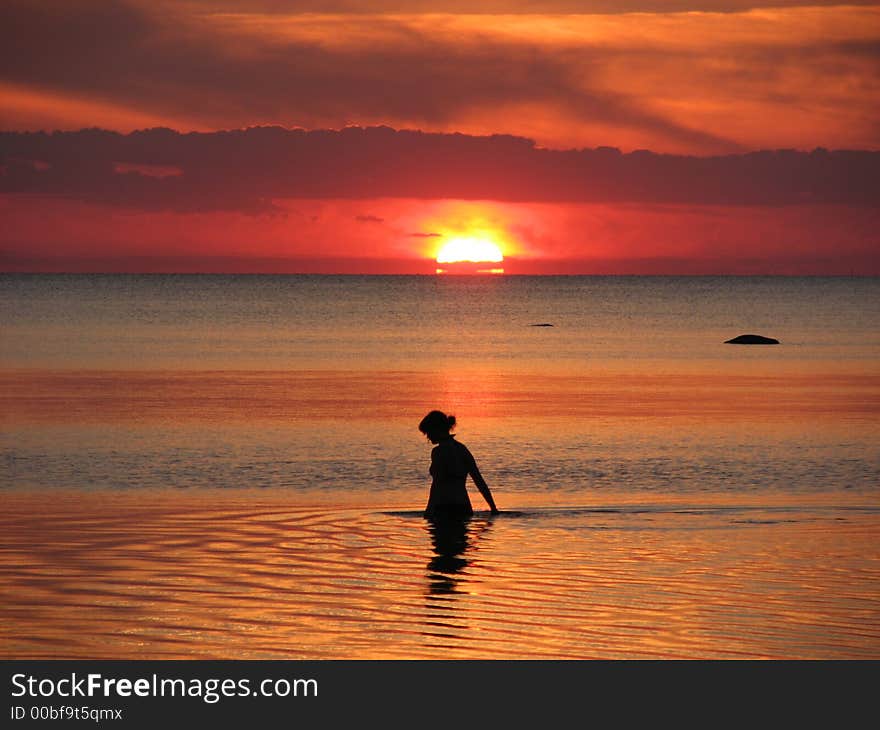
[0,83,198,134]
[1,4,877,152]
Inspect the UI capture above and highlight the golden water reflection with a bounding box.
[2,493,878,660]
[2,369,878,425]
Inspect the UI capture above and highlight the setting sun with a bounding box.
[435,236,505,274]
[436,237,504,264]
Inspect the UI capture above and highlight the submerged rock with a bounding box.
[725,334,780,345]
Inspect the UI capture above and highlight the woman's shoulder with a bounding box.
[451,439,475,457]
[433,438,470,455]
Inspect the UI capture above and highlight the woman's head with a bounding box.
[419,410,456,442]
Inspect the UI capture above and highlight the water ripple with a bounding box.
[1,496,878,659]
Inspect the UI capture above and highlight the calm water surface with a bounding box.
[2,274,878,371]
[1,275,878,658]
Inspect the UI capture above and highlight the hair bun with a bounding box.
[418,410,456,435]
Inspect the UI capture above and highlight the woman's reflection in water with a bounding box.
[425,514,493,596]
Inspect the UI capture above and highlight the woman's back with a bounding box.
[427,437,474,514]
[431,438,472,481]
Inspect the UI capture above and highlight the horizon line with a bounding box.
[2,271,876,278]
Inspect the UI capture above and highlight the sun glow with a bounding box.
[436,236,504,264]
[435,236,505,274]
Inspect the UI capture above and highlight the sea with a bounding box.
[1,274,878,658]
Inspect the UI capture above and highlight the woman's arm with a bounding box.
[468,458,499,514]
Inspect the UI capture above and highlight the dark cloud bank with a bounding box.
[1,126,877,213]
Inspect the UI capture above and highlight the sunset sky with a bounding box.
[1,0,878,274]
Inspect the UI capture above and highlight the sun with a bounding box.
[435,236,505,274]
[436,236,504,264]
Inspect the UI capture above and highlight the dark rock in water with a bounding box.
[530,323,554,327]
[725,334,780,345]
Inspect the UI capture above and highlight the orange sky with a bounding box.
[1,1,878,274]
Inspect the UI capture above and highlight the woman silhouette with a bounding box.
[419,410,499,517]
